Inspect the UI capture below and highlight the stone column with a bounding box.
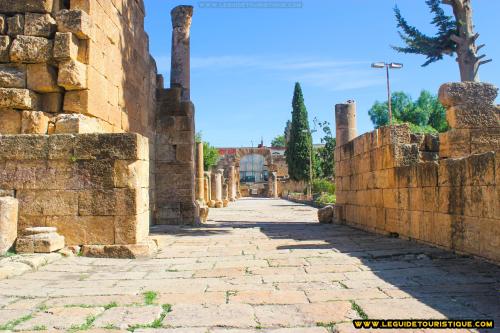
[228,165,237,201]
[196,142,204,202]
[170,5,193,102]
[271,172,278,199]
[214,169,223,208]
[204,172,211,203]
[335,100,357,146]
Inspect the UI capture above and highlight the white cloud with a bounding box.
[154,53,382,91]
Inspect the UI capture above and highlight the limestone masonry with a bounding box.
[332,82,500,263]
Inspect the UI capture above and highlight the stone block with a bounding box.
[452,216,480,255]
[40,92,63,113]
[0,15,5,34]
[439,129,471,158]
[9,35,53,63]
[54,113,108,133]
[57,59,87,90]
[439,82,498,108]
[53,32,79,60]
[63,89,88,113]
[464,185,496,218]
[0,64,26,88]
[0,35,10,62]
[421,186,438,212]
[446,104,499,129]
[465,152,495,186]
[416,161,438,187]
[0,0,54,14]
[424,134,439,152]
[74,133,148,160]
[0,135,49,161]
[17,189,78,216]
[0,88,39,109]
[0,108,21,133]
[113,160,149,189]
[81,242,156,259]
[470,128,500,155]
[0,196,18,255]
[479,218,500,262]
[438,157,467,187]
[115,211,149,245]
[16,231,64,253]
[27,63,60,93]
[55,10,92,40]
[21,110,51,134]
[7,14,24,36]
[24,13,56,38]
[432,213,452,248]
[317,205,333,223]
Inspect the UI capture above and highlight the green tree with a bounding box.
[313,118,336,179]
[368,91,448,133]
[285,82,312,181]
[393,0,491,82]
[195,132,219,171]
[271,135,286,148]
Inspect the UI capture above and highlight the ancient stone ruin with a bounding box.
[331,82,500,263]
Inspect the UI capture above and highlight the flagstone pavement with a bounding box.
[0,198,498,333]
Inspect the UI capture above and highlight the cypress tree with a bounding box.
[286,82,312,181]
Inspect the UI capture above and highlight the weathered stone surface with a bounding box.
[0,196,18,255]
[55,10,92,40]
[7,14,24,36]
[24,227,57,235]
[21,110,51,134]
[24,13,57,38]
[0,88,38,109]
[81,242,156,259]
[0,109,21,133]
[93,306,163,329]
[317,205,333,223]
[58,59,87,90]
[0,36,10,62]
[439,82,498,108]
[446,104,499,129]
[16,231,65,253]
[40,92,63,113]
[0,64,26,88]
[15,306,103,330]
[164,304,256,328]
[63,88,88,113]
[9,35,53,63]
[27,63,60,93]
[53,32,79,60]
[0,0,54,14]
[54,113,108,133]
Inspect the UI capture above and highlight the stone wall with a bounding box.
[0,133,151,257]
[0,0,157,136]
[334,82,500,263]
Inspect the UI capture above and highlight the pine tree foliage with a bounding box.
[285,83,312,182]
[393,0,491,81]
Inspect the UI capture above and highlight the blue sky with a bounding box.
[145,0,500,147]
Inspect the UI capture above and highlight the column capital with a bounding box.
[171,5,193,29]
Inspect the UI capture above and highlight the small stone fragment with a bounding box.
[27,63,60,93]
[58,59,87,90]
[24,13,57,38]
[16,227,65,254]
[0,64,26,88]
[21,110,51,134]
[55,10,92,40]
[9,35,53,63]
[318,205,334,223]
[0,88,39,109]
[7,14,24,36]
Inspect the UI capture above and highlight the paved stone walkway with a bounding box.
[0,198,498,332]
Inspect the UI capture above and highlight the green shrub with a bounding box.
[314,193,336,206]
[312,178,335,195]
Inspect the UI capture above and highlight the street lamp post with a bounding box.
[371,62,403,125]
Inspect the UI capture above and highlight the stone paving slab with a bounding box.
[0,199,498,332]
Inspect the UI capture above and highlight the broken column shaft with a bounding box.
[335,100,357,146]
[170,5,193,101]
[196,142,204,202]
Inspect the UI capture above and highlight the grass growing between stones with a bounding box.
[143,291,158,305]
[350,300,368,320]
[126,304,172,332]
[33,325,47,331]
[0,314,33,330]
[68,315,96,332]
[317,322,336,332]
[104,301,118,310]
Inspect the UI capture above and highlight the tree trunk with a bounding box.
[445,0,480,81]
